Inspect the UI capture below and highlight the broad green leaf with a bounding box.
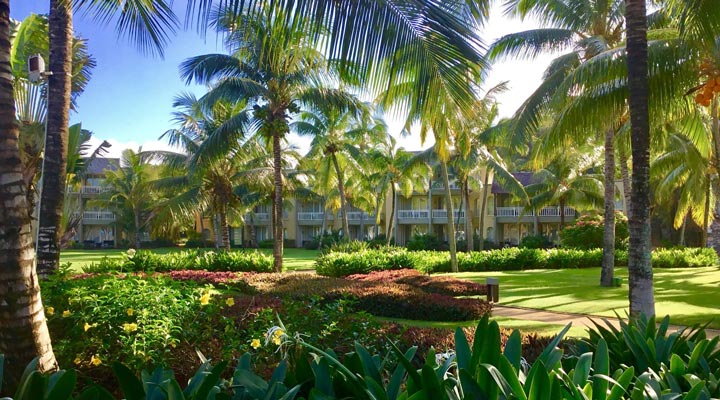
[45,369,76,400]
[573,353,592,387]
[504,330,522,371]
[112,363,145,400]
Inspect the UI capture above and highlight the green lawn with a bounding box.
[452,267,720,329]
[60,247,319,272]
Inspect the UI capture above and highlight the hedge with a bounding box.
[82,249,274,273]
[315,247,718,276]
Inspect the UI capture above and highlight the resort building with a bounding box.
[68,158,120,248]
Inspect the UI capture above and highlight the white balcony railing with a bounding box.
[246,212,270,222]
[397,210,430,219]
[83,211,115,221]
[495,206,576,217]
[431,180,461,190]
[346,211,376,221]
[432,209,465,219]
[298,212,326,221]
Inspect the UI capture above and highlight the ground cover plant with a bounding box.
[79,249,273,273]
[4,314,719,399]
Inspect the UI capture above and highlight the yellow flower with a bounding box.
[123,323,138,333]
[74,355,82,365]
[62,310,71,318]
[90,354,102,366]
[46,307,54,316]
[251,338,261,349]
[127,248,136,257]
[272,336,282,345]
[225,297,235,307]
[273,329,285,338]
[199,292,212,306]
[84,322,92,332]
[126,308,134,316]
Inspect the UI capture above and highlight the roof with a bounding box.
[491,171,537,194]
[85,158,120,175]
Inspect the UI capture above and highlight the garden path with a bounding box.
[492,305,720,338]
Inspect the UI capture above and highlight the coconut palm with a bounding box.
[180,5,368,271]
[366,136,430,245]
[97,149,155,249]
[0,0,59,379]
[293,97,374,238]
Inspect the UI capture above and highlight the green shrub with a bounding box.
[560,211,629,249]
[651,247,718,268]
[519,234,552,249]
[406,233,445,251]
[321,239,370,254]
[318,245,713,275]
[82,249,273,274]
[257,239,274,248]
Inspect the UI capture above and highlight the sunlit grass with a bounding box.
[451,267,720,329]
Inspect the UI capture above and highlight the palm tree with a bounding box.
[625,0,654,317]
[651,124,713,246]
[180,5,366,271]
[98,149,154,249]
[367,136,430,245]
[37,0,177,276]
[526,151,604,230]
[150,93,255,249]
[0,0,58,379]
[293,98,373,238]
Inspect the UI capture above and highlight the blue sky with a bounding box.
[10,0,554,157]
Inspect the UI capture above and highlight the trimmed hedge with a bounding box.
[83,249,273,273]
[315,247,717,276]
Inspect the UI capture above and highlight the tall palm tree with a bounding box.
[526,150,604,229]
[489,0,627,285]
[293,98,371,238]
[367,136,430,245]
[150,93,254,249]
[98,149,154,249]
[0,0,58,379]
[625,0,653,317]
[651,130,713,246]
[180,5,365,271]
[38,0,177,276]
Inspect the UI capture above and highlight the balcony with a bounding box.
[431,210,465,219]
[245,212,270,223]
[430,180,461,191]
[397,210,430,220]
[297,212,329,223]
[495,206,576,218]
[69,186,109,195]
[81,211,116,224]
[345,211,376,222]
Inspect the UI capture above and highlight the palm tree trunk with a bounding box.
[626,0,655,318]
[478,169,490,250]
[331,153,350,240]
[213,214,222,248]
[707,95,720,254]
[679,211,687,246]
[373,195,381,238]
[272,131,283,272]
[219,210,230,250]
[559,199,566,230]
[619,144,632,219]
[601,127,616,287]
[463,179,473,252]
[249,214,257,248]
[36,0,73,278]
[533,210,539,235]
[441,162,458,272]
[0,1,59,382]
[387,184,396,246]
[703,180,711,246]
[359,209,365,241]
[134,208,142,249]
[318,201,327,248]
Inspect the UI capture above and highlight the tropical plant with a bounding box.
[366,136,430,245]
[0,0,58,381]
[96,149,155,249]
[293,95,372,238]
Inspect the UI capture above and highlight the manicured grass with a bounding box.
[452,267,720,329]
[376,316,587,338]
[60,247,319,272]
